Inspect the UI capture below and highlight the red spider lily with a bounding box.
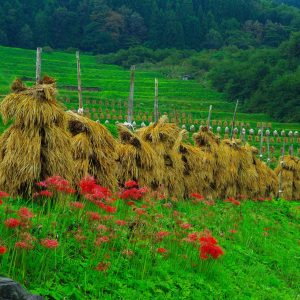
[0,246,7,255]
[79,177,111,200]
[86,211,101,221]
[41,238,59,249]
[120,188,146,201]
[190,193,205,200]
[156,231,170,239]
[126,201,135,206]
[4,218,21,228]
[180,223,192,229]
[229,229,238,234]
[134,208,147,215]
[125,180,138,188]
[224,197,241,206]
[39,190,53,197]
[79,176,97,194]
[70,201,85,210]
[200,243,224,259]
[115,220,127,226]
[95,262,110,272]
[15,241,34,250]
[95,236,110,246]
[199,235,224,260]
[104,205,117,214]
[36,181,47,187]
[199,236,218,245]
[43,176,75,194]
[96,224,108,232]
[0,191,9,198]
[185,233,200,243]
[18,207,34,219]
[157,247,168,254]
[92,186,111,200]
[0,199,2,205]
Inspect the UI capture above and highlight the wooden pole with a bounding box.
[278,140,285,198]
[207,105,212,129]
[36,47,42,84]
[230,100,239,140]
[154,78,159,123]
[289,144,294,156]
[76,51,83,115]
[266,135,270,166]
[127,65,135,124]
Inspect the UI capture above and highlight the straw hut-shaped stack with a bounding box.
[66,111,118,191]
[0,78,74,196]
[275,155,300,200]
[221,139,259,199]
[116,125,163,189]
[179,130,214,198]
[249,146,278,199]
[137,117,185,198]
[193,127,227,199]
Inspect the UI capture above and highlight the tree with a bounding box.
[17,24,34,49]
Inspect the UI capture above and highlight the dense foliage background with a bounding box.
[0,0,300,52]
[0,0,300,122]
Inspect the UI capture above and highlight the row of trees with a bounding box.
[98,32,300,123]
[1,0,300,52]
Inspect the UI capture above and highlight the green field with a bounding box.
[0,46,299,131]
[0,184,299,299]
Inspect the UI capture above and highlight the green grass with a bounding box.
[0,185,299,299]
[0,46,299,132]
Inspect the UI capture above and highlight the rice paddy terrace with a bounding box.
[0,46,299,131]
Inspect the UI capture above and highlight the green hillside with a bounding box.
[0,46,299,132]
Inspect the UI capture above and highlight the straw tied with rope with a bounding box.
[0,78,299,201]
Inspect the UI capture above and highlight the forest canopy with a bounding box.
[1,0,300,52]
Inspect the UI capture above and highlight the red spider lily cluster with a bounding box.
[41,238,59,249]
[37,176,76,194]
[119,181,147,201]
[199,235,224,260]
[0,175,229,281]
[79,177,117,214]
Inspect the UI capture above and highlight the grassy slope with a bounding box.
[0,195,299,299]
[0,46,299,132]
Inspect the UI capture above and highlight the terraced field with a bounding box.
[0,46,299,131]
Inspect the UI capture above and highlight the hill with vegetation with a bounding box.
[1,1,300,123]
[1,0,300,52]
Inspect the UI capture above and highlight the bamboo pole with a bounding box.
[76,51,84,115]
[230,100,239,140]
[36,47,42,84]
[154,78,159,123]
[127,65,135,124]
